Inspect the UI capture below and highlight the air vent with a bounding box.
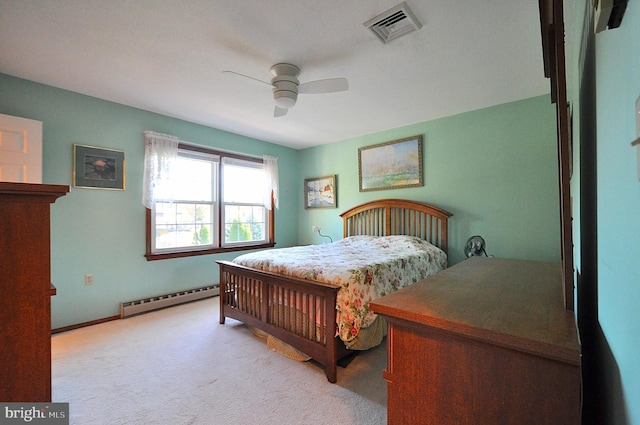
[364,2,422,43]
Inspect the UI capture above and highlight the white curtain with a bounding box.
[142,131,180,208]
[263,155,279,210]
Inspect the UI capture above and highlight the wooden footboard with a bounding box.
[217,260,350,383]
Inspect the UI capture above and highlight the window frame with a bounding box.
[145,143,274,261]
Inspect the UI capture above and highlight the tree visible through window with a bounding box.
[222,156,267,246]
[145,145,274,260]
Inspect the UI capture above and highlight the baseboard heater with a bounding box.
[120,284,219,318]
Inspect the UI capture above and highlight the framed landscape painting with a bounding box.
[304,175,337,209]
[358,135,423,192]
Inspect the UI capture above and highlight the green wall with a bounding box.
[0,73,561,330]
[566,0,640,422]
[593,1,640,422]
[0,73,299,329]
[596,9,640,424]
[297,95,561,266]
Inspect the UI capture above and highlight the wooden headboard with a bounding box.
[340,199,453,255]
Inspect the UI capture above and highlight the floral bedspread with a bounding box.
[232,235,447,345]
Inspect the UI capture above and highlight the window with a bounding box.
[221,157,267,247]
[151,150,218,253]
[145,145,274,260]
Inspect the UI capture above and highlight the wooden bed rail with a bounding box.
[217,260,346,383]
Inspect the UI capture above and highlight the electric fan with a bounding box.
[465,235,488,258]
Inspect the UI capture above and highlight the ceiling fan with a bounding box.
[223,63,349,117]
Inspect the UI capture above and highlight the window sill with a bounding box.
[145,242,275,261]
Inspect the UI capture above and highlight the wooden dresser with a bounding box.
[370,257,581,425]
[0,182,69,402]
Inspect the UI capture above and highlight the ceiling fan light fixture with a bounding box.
[274,90,297,109]
[271,69,300,109]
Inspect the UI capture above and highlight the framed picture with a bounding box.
[73,144,126,190]
[358,135,423,192]
[304,175,337,209]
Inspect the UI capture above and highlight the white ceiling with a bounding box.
[0,0,552,150]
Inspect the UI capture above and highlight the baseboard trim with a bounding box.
[51,315,120,335]
[51,290,219,334]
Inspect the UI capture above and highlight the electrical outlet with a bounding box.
[84,274,94,286]
[312,225,320,233]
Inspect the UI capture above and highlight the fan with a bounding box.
[223,63,348,117]
[465,235,488,258]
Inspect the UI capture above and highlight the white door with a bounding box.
[0,113,43,183]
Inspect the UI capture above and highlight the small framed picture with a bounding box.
[358,135,423,192]
[304,175,337,209]
[73,144,126,190]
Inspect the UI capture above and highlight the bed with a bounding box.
[217,198,452,383]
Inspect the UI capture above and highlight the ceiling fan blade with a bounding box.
[222,70,271,88]
[298,78,348,94]
[274,105,288,118]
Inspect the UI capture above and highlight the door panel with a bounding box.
[0,113,43,183]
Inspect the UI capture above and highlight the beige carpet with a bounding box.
[52,297,387,425]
